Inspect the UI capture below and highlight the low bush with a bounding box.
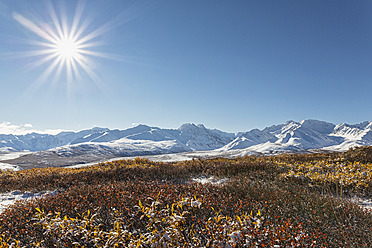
[0,148,371,247]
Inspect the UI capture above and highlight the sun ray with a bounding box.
[12,13,57,43]
[51,58,65,86]
[75,25,108,46]
[69,1,85,41]
[75,54,100,82]
[71,18,91,43]
[70,58,81,81]
[34,56,61,85]
[29,53,59,70]
[66,58,73,83]
[60,5,69,41]
[77,41,105,49]
[45,1,64,41]
[7,49,55,59]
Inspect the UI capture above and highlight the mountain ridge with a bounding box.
[0,123,237,153]
[1,120,372,169]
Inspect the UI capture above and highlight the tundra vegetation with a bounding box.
[0,146,371,247]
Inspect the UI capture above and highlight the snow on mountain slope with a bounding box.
[221,120,372,153]
[299,119,335,134]
[125,127,177,142]
[264,120,339,149]
[0,133,58,151]
[0,123,238,169]
[65,123,236,151]
[322,121,372,150]
[0,123,236,154]
[2,120,372,169]
[331,122,372,141]
[219,129,275,150]
[53,138,190,158]
[167,123,236,151]
[275,124,339,149]
[321,140,365,152]
[234,142,306,156]
[0,128,113,152]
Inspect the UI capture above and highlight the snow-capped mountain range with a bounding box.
[217,120,372,156]
[1,120,372,169]
[0,123,235,153]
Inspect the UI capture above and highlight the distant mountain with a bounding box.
[1,120,372,169]
[219,119,372,154]
[0,123,236,153]
[0,123,237,168]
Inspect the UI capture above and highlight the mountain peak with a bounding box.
[299,119,335,134]
[179,123,198,130]
[196,124,206,129]
[132,124,151,129]
[91,127,110,133]
[284,120,297,125]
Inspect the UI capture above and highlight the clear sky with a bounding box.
[0,0,371,133]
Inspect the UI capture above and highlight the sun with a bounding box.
[12,1,111,87]
[54,38,79,61]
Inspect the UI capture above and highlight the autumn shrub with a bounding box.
[344,146,372,163]
[0,149,372,247]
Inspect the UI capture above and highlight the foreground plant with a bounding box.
[30,196,271,247]
[0,147,372,247]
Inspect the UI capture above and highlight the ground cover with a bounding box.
[0,148,371,247]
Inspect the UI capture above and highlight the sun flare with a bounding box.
[12,1,111,87]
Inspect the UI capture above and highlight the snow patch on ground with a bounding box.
[0,150,31,171]
[192,176,229,185]
[0,162,21,171]
[349,197,372,212]
[0,190,58,214]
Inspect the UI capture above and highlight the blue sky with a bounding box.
[0,0,371,133]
